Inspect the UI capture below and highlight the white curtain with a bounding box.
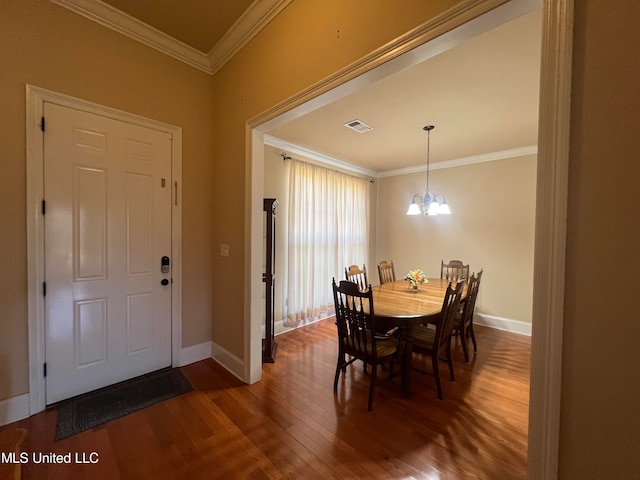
[286,159,369,326]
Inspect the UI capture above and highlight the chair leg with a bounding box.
[446,345,455,381]
[333,367,341,393]
[334,352,345,393]
[387,359,394,380]
[368,364,377,412]
[469,324,477,352]
[432,355,442,400]
[460,327,470,363]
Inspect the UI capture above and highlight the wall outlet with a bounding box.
[220,244,230,257]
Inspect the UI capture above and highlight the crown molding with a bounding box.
[378,145,538,178]
[49,0,292,75]
[264,135,535,179]
[50,0,211,73]
[264,135,379,179]
[208,0,293,75]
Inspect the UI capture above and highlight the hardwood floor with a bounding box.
[3,319,530,479]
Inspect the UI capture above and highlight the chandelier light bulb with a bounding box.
[406,125,452,217]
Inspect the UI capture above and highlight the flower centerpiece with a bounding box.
[405,269,428,292]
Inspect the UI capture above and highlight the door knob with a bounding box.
[161,279,169,286]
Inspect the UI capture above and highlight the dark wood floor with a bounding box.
[4,318,530,479]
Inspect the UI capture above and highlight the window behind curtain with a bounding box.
[286,159,369,326]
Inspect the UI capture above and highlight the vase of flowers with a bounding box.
[405,269,428,292]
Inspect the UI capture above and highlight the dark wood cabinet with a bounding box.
[262,198,278,363]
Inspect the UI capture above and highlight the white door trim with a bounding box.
[527,1,573,478]
[26,85,183,414]
[247,1,571,478]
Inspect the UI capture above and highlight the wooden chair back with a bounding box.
[441,259,470,282]
[437,280,465,352]
[333,279,377,359]
[456,269,483,362]
[332,278,400,411]
[411,279,464,400]
[461,270,483,328]
[345,264,368,291]
[377,260,396,285]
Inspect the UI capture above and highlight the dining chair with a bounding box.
[332,278,401,412]
[410,280,464,400]
[453,269,483,363]
[440,259,470,282]
[377,260,396,285]
[345,264,368,291]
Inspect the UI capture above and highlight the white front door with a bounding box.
[44,102,173,404]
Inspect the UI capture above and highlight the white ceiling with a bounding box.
[265,8,542,174]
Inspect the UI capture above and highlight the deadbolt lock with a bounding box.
[161,256,170,274]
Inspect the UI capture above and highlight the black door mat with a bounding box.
[55,368,192,441]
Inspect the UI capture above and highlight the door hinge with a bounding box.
[41,199,46,215]
[43,363,47,377]
[40,116,45,132]
[43,282,46,297]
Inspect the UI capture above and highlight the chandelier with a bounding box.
[406,125,451,216]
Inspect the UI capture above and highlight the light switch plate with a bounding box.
[220,244,230,257]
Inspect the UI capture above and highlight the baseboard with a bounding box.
[179,341,213,367]
[475,313,532,336]
[274,318,287,335]
[0,394,30,427]
[274,312,531,337]
[211,341,244,381]
[274,315,334,336]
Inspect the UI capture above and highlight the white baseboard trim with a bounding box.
[179,341,213,367]
[0,393,30,427]
[274,318,287,335]
[274,315,334,336]
[211,341,245,381]
[274,313,531,337]
[475,313,532,336]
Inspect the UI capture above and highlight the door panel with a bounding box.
[74,166,107,280]
[44,102,172,404]
[127,292,153,354]
[75,298,107,367]
[126,173,153,275]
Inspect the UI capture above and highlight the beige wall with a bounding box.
[266,146,536,327]
[378,155,536,323]
[0,0,215,400]
[560,1,640,477]
[210,0,460,357]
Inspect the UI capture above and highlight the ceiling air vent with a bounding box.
[344,119,374,133]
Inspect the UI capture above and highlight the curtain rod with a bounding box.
[280,152,375,183]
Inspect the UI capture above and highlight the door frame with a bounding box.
[26,85,183,414]
[246,0,572,478]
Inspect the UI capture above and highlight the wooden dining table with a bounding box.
[371,278,465,397]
